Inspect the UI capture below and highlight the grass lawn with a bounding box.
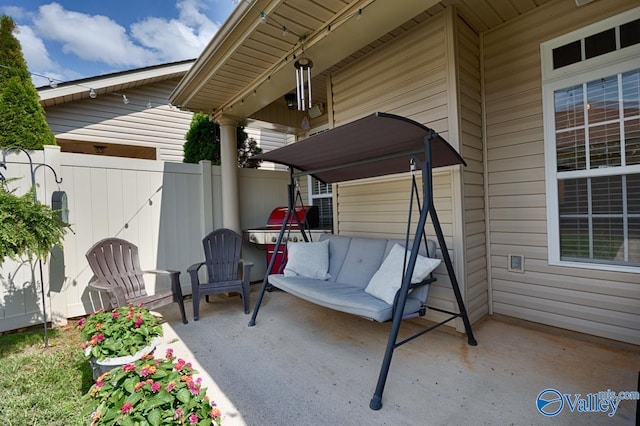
[0,321,92,425]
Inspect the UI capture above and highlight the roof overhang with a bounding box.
[170,0,440,118]
[38,60,194,107]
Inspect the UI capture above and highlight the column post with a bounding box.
[217,115,241,233]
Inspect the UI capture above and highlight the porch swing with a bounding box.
[248,112,477,410]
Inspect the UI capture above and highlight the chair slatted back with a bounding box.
[203,229,242,283]
[86,238,148,299]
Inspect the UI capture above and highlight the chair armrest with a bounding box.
[409,275,437,290]
[187,262,205,285]
[187,262,205,274]
[145,269,179,275]
[145,269,183,298]
[87,279,113,292]
[240,259,254,269]
[88,279,127,308]
[240,259,253,281]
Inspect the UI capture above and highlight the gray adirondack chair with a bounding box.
[188,228,253,320]
[86,237,188,324]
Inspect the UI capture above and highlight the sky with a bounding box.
[0,0,237,87]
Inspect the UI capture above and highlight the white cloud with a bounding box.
[0,6,30,20]
[6,1,222,84]
[28,1,218,70]
[130,0,219,62]
[33,3,155,68]
[15,25,55,72]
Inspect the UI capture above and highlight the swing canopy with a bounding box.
[251,112,466,183]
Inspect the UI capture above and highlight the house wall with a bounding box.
[245,127,289,171]
[329,11,471,326]
[482,0,639,344]
[45,79,193,163]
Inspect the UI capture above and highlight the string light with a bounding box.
[11,0,375,115]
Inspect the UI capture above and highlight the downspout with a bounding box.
[480,32,494,315]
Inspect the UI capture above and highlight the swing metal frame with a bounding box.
[248,112,477,410]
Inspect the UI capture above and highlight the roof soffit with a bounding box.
[38,62,193,106]
[170,0,440,116]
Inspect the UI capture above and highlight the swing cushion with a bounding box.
[365,244,441,305]
[284,240,331,280]
[268,234,438,322]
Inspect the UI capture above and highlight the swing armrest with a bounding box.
[409,274,437,290]
[391,274,437,319]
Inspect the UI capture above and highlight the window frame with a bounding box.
[305,125,334,230]
[541,7,640,273]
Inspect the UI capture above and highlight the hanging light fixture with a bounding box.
[294,55,313,111]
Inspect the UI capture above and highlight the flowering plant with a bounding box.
[82,349,222,426]
[79,305,163,361]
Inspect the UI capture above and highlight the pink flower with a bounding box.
[174,409,184,420]
[89,333,105,346]
[139,365,156,377]
[166,381,176,392]
[121,402,133,414]
[112,311,120,319]
[189,413,199,424]
[151,382,161,393]
[134,382,145,392]
[134,317,143,328]
[123,364,137,372]
[95,380,104,388]
[189,383,200,395]
[175,359,186,371]
[165,348,174,359]
[78,317,85,327]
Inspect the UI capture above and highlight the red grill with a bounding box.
[245,205,330,273]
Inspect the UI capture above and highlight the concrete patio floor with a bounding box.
[154,288,639,426]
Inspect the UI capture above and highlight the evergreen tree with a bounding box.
[183,112,262,168]
[0,15,55,149]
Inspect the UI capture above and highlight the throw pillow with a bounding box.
[365,244,440,305]
[283,239,331,280]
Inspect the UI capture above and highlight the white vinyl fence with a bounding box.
[0,146,289,332]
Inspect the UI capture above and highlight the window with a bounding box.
[306,125,333,230]
[543,7,640,271]
[308,177,333,229]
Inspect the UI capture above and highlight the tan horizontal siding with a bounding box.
[483,0,638,345]
[46,79,192,162]
[332,12,449,131]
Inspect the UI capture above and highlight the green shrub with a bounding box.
[183,112,262,168]
[0,15,56,149]
[0,184,66,263]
